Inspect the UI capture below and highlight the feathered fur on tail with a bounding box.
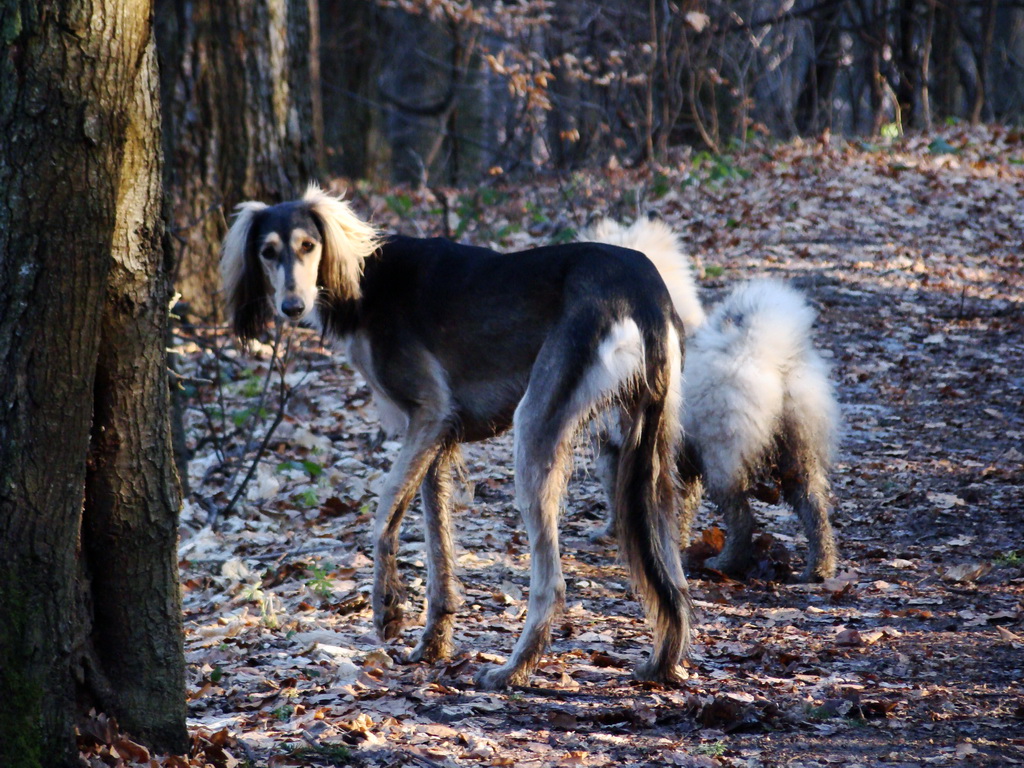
[613,323,691,680]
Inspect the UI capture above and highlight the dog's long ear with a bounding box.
[303,183,380,302]
[221,201,270,341]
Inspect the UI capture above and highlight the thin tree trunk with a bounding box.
[935,4,959,118]
[545,0,583,169]
[897,0,919,128]
[865,0,888,133]
[796,2,843,134]
[644,0,658,162]
[921,0,935,127]
[320,0,383,179]
[971,0,998,124]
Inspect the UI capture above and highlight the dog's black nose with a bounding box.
[281,296,305,319]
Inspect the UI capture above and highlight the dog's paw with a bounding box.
[476,663,531,690]
[407,633,454,664]
[633,660,685,685]
[704,552,750,577]
[587,524,616,543]
[374,605,405,641]
[798,560,837,584]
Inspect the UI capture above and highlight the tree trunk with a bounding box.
[81,32,187,751]
[157,0,322,319]
[0,2,186,765]
[864,0,888,134]
[971,0,998,124]
[920,0,935,128]
[378,9,455,184]
[320,0,386,179]
[796,2,844,134]
[545,0,583,169]
[935,3,959,119]
[896,0,919,129]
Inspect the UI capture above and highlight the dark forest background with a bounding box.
[154,0,1024,312]
[322,0,1016,182]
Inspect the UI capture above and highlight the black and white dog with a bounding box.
[585,217,839,582]
[221,185,692,688]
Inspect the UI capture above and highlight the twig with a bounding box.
[197,397,228,466]
[212,394,289,526]
[209,325,295,527]
[404,748,449,768]
[431,186,452,238]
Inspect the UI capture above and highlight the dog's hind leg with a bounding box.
[477,317,641,689]
[704,490,756,577]
[615,388,692,683]
[781,460,837,582]
[476,399,573,689]
[677,475,703,565]
[592,412,623,538]
[677,445,704,560]
[408,443,463,662]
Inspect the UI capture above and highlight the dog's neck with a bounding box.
[313,247,382,338]
[314,289,361,339]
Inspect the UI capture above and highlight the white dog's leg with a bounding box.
[783,467,838,582]
[705,491,756,576]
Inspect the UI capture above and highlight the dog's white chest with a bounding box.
[345,332,409,437]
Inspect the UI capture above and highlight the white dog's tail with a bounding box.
[702,278,815,375]
[695,278,839,471]
[582,218,706,334]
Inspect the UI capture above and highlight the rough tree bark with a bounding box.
[321,0,381,179]
[0,2,186,766]
[157,0,322,318]
[81,30,187,752]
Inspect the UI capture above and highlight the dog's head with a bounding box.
[220,184,380,340]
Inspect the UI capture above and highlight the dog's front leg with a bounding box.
[372,420,447,641]
[408,444,463,663]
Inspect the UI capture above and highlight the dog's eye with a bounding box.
[260,247,277,261]
[300,240,315,253]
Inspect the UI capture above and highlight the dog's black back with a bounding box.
[320,235,677,442]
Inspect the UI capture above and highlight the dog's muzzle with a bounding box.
[281,295,306,319]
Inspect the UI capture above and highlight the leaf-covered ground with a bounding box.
[96,128,1024,767]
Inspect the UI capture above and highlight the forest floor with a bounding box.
[90,127,1024,767]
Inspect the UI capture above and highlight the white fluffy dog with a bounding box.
[585,217,839,582]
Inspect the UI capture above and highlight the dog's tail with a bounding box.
[614,322,692,680]
[582,217,706,334]
[685,278,838,489]
[701,278,817,382]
